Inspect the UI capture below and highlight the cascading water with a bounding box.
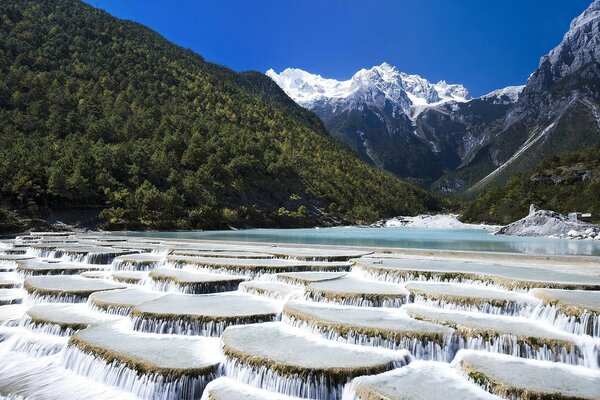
[223,356,408,400]
[62,345,222,400]
[2,231,600,399]
[281,314,447,361]
[410,295,532,317]
[524,303,600,338]
[304,292,407,308]
[132,314,280,337]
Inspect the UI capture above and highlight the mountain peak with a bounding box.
[266,63,470,120]
[531,0,600,87]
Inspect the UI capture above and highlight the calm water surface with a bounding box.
[117,227,600,256]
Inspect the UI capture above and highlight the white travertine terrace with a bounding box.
[239,280,303,300]
[201,377,303,399]
[148,267,245,293]
[88,288,165,313]
[26,303,121,330]
[531,288,600,314]
[69,321,224,374]
[305,276,409,306]
[132,292,281,325]
[452,350,600,399]
[110,270,148,284]
[346,360,502,400]
[24,275,127,299]
[222,322,410,399]
[276,271,347,285]
[405,281,538,307]
[354,257,600,289]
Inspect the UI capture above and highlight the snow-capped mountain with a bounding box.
[479,85,524,105]
[266,63,470,120]
[266,63,471,185]
[265,1,600,192]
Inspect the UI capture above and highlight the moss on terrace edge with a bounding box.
[283,305,448,345]
[459,361,587,400]
[68,336,221,379]
[353,261,600,290]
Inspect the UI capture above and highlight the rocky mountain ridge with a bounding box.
[268,0,600,192]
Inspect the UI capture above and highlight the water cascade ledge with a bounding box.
[403,304,597,368]
[23,276,127,303]
[24,303,121,336]
[166,256,351,279]
[275,272,348,286]
[148,267,245,294]
[0,351,140,400]
[111,254,166,271]
[15,260,104,277]
[131,293,281,336]
[343,360,501,400]
[111,271,148,285]
[201,377,304,400]
[0,289,24,306]
[405,281,539,316]
[88,288,165,316]
[352,258,600,290]
[1,327,68,357]
[452,350,600,400]
[239,280,303,300]
[305,276,409,307]
[528,288,600,337]
[171,249,275,259]
[29,245,137,265]
[221,322,411,400]
[64,322,224,400]
[282,300,452,360]
[0,255,35,272]
[0,304,28,325]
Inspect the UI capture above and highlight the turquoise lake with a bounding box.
[117,227,600,256]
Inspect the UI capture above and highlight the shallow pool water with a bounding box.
[115,227,600,256]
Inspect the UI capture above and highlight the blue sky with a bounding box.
[84,0,591,96]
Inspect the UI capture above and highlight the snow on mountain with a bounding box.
[266,63,470,121]
[479,85,524,104]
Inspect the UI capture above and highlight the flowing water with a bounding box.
[0,231,599,399]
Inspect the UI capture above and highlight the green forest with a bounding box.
[461,143,600,225]
[0,0,447,232]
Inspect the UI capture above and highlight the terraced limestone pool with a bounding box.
[0,231,599,400]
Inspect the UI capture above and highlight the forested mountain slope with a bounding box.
[461,144,600,225]
[0,0,445,231]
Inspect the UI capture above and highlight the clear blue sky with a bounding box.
[83,0,591,96]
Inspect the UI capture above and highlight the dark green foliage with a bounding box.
[0,0,445,230]
[462,144,600,225]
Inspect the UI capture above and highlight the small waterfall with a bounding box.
[147,279,241,295]
[16,318,80,337]
[26,292,89,304]
[282,315,447,361]
[164,261,267,280]
[4,332,67,357]
[62,345,222,400]
[0,351,140,400]
[87,302,133,317]
[351,267,517,292]
[411,295,530,317]
[132,314,280,337]
[524,303,600,338]
[304,292,407,308]
[223,355,408,400]
[111,258,163,272]
[446,333,589,367]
